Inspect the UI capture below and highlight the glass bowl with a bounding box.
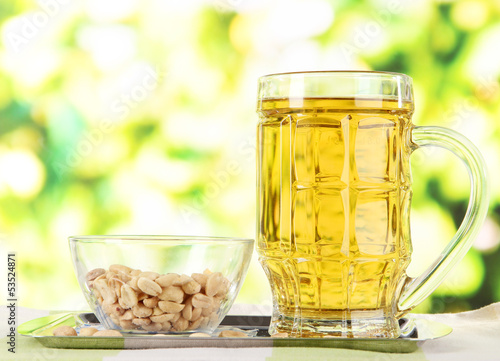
[69,236,254,334]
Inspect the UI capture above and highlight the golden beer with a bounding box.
[258,97,413,337]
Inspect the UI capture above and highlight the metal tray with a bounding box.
[18,312,451,353]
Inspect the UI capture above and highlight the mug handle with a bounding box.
[397,125,489,314]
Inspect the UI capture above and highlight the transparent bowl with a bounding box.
[69,236,254,334]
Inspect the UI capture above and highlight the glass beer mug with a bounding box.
[256,71,489,338]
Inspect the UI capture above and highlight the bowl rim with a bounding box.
[68,235,254,244]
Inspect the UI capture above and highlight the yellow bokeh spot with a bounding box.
[407,204,457,277]
[451,1,489,31]
[229,14,253,54]
[0,149,46,198]
[434,249,484,297]
[408,203,485,299]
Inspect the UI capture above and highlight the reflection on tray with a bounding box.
[18,312,452,353]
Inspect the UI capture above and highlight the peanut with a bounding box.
[132,317,151,327]
[79,327,98,336]
[155,273,179,287]
[92,287,102,300]
[212,298,221,312]
[86,268,106,282]
[109,264,132,275]
[152,307,163,316]
[110,313,119,325]
[118,297,128,310]
[120,284,138,309]
[130,269,142,276]
[150,313,176,323]
[93,330,123,337]
[102,302,125,317]
[209,312,219,324]
[94,273,106,282]
[143,322,162,332]
[170,312,181,323]
[120,319,135,329]
[158,300,185,314]
[128,277,139,291]
[191,273,208,289]
[132,303,153,318]
[158,286,184,303]
[271,332,289,338]
[109,277,125,298]
[192,294,212,309]
[161,321,172,331]
[182,280,201,295]
[172,316,189,331]
[120,310,134,321]
[106,271,117,280]
[201,306,214,317]
[116,272,132,283]
[191,307,202,321]
[139,271,160,280]
[173,274,192,286]
[143,296,159,309]
[206,272,224,297]
[188,317,203,330]
[138,277,162,296]
[198,316,209,328]
[53,326,77,336]
[94,279,117,304]
[216,278,230,298]
[182,302,193,321]
[219,330,247,338]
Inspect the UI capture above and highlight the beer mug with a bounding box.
[256,71,489,338]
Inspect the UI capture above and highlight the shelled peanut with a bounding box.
[85,265,230,332]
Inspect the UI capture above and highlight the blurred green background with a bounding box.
[0,0,499,313]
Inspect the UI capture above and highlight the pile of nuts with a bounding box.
[86,264,230,333]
